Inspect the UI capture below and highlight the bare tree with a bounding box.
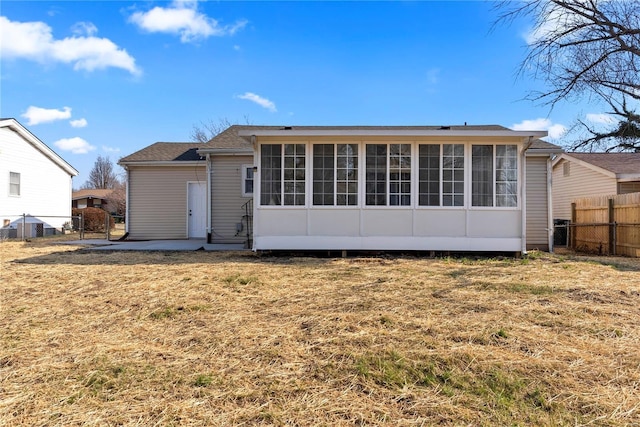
[83,155,120,189]
[190,116,251,143]
[104,180,126,217]
[497,0,640,151]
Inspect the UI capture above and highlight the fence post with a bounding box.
[570,203,576,249]
[22,213,26,241]
[608,198,615,255]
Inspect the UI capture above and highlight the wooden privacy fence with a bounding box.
[570,192,640,257]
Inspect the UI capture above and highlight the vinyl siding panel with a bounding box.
[127,166,205,239]
[210,155,253,244]
[552,159,617,220]
[526,157,550,250]
[0,126,73,229]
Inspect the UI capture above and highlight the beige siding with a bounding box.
[552,159,617,220]
[618,181,640,194]
[526,156,550,250]
[128,166,206,239]
[210,155,253,244]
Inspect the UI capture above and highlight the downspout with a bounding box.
[206,153,212,244]
[521,137,533,255]
[251,135,257,251]
[124,166,130,234]
[547,156,554,252]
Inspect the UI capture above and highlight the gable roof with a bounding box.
[119,142,206,164]
[72,189,114,200]
[563,153,640,174]
[0,118,78,176]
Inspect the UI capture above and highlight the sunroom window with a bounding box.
[366,144,411,206]
[471,144,518,207]
[313,144,358,206]
[260,144,306,206]
[418,144,464,206]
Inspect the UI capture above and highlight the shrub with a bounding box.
[72,207,115,232]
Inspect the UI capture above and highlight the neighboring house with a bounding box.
[0,118,78,237]
[121,125,562,252]
[552,153,640,221]
[72,189,114,211]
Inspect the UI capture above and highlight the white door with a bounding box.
[188,182,206,238]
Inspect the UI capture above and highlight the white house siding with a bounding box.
[127,166,205,239]
[209,155,253,244]
[526,156,550,250]
[552,159,617,220]
[0,126,73,230]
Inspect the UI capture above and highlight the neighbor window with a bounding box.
[472,144,518,207]
[365,144,411,206]
[260,144,305,206]
[418,144,464,206]
[313,144,358,206]
[9,172,20,196]
[241,164,254,197]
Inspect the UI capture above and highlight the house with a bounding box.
[72,189,114,211]
[552,153,640,221]
[121,125,562,253]
[0,118,78,237]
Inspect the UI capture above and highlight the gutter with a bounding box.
[206,154,212,244]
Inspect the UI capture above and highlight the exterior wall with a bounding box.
[127,165,205,239]
[253,136,528,252]
[526,156,550,250]
[210,155,253,244]
[618,181,640,194]
[0,126,73,229]
[552,158,617,220]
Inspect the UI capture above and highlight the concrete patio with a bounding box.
[58,239,247,251]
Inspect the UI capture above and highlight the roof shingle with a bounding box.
[566,153,640,175]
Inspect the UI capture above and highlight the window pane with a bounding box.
[443,144,464,207]
[283,144,305,206]
[419,145,440,206]
[260,145,281,205]
[366,144,387,205]
[472,145,493,207]
[336,144,358,206]
[389,144,411,206]
[9,172,20,196]
[496,145,518,207]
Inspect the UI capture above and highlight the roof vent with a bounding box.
[440,126,451,130]
[282,126,293,130]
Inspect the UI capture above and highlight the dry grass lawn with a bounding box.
[1,239,639,426]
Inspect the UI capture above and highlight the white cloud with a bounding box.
[22,106,71,125]
[71,21,98,37]
[0,16,141,75]
[54,137,96,154]
[102,145,120,153]
[512,118,567,139]
[586,113,617,124]
[129,0,247,43]
[237,92,277,112]
[70,118,88,128]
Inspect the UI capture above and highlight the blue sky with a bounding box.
[1,0,611,186]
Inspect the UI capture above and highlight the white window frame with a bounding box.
[241,164,254,197]
[9,172,20,197]
[470,144,519,209]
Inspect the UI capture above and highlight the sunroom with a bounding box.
[239,126,549,253]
